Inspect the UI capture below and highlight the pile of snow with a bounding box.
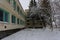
[2,28,60,40]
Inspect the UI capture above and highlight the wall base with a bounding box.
[0,28,26,39]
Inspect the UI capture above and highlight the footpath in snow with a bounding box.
[1,28,60,40]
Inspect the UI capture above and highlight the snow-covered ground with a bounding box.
[1,28,60,40]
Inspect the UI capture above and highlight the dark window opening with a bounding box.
[12,15,16,23]
[17,6,19,13]
[27,23,30,25]
[27,17,29,18]
[0,9,3,21]
[27,20,30,22]
[40,23,42,25]
[17,18,19,24]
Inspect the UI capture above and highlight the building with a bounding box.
[25,9,29,16]
[0,0,26,31]
[25,9,32,28]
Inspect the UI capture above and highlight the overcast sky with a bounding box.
[19,0,55,10]
[19,0,31,10]
[19,0,38,10]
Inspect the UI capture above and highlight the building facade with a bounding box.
[0,0,26,31]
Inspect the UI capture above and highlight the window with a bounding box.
[20,20,24,25]
[20,20,22,24]
[17,18,19,24]
[20,10,22,15]
[0,9,3,21]
[0,9,9,22]
[13,0,16,10]
[0,8,10,23]
[12,15,16,23]
[17,6,20,14]
[4,12,9,22]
